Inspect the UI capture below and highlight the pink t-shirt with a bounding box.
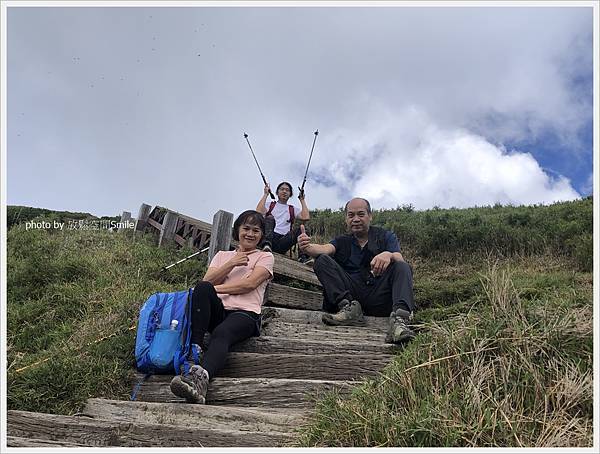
[209,250,274,314]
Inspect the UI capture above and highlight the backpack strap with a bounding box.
[266,201,276,216]
[288,205,295,232]
[174,288,195,375]
[130,373,152,401]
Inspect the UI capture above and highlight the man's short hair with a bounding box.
[344,198,372,214]
[276,181,293,197]
[232,210,266,241]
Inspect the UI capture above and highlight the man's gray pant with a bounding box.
[313,254,415,317]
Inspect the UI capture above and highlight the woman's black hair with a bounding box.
[232,210,266,241]
[276,181,293,197]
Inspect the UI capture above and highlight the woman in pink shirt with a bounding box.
[170,210,274,404]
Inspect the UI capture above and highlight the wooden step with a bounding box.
[232,335,398,355]
[132,375,353,407]
[220,352,392,380]
[82,398,306,433]
[262,320,387,343]
[273,253,321,287]
[265,282,322,311]
[7,435,86,447]
[7,410,294,447]
[262,305,389,330]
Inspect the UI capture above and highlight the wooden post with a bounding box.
[208,210,233,263]
[135,203,152,232]
[118,211,132,232]
[159,211,179,247]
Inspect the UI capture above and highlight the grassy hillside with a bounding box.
[7,205,120,229]
[7,227,204,414]
[6,199,594,447]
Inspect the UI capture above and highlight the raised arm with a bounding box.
[297,193,310,221]
[256,184,270,214]
[297,224,335,258]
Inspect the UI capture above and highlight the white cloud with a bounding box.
[311,101,581,210]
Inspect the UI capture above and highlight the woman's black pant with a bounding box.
[190,281,260,378]
[264,215,308,258]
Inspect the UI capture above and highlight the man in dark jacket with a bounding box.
[297,197,415,344]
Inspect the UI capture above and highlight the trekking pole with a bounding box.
[243,133,275,200]
[298,129,319,198]
[162,246,209,271]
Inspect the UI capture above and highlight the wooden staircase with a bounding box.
[7,253,398,447]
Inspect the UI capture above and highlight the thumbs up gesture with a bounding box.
[297,224,311,252]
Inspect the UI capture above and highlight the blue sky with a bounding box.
[4,4,595,220]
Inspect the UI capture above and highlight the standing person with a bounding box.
[297,197,416,344]
[169,210,274,404]
[256,181,310,261]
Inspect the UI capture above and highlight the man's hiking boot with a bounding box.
[170,365,209,404]
[322,299,366,326]
[385,308,416,344]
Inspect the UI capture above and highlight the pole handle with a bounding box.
[261,176,275,199]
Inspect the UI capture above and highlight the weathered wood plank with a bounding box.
[133,376,353,407]
[173,233,186,247]
[209,210,233,263]
[82,398,306,433]
[135,203,152,232]
[7,436,86,447]
[232,335,398,355]
[261,305,389,330]
[159,211,179,247]
[220,352,391,380]
[118,211,132,232]
[262,320,387,343]
[177,213,212,233]
[7,410,293,447]
[146,217,162,231]
[265,282,323,311]
[273,253,321,287]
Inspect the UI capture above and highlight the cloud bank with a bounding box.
[309,102,581,210]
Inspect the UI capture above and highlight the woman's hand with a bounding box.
[226,251,253,268]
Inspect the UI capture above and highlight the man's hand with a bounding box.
[298,188,305,200]
[263,184,271,196]
[227,250,255,268]
[297,224,311,252]
[370,251,393,277]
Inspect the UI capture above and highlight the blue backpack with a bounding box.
[131,288,201,400]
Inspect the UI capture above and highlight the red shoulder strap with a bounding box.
[266,201,276,216]
[288,205,295,230]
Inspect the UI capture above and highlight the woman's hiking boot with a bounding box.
[170,365,209,404]
[322,299,366,326]
[385,308,416,344]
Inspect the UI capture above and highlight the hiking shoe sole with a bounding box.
[385,330,416,344]
[170,375,205,404]
[321,314,367,327]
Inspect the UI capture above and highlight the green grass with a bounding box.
[297,260,593,447]
[7,225,206,414]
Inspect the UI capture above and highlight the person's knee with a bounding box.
[390,260,411,277]
[194,280,214,292]
[313,254,335,272]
